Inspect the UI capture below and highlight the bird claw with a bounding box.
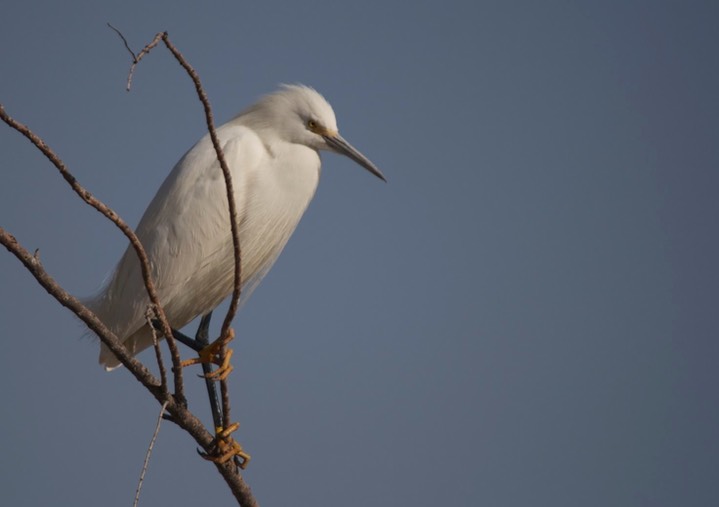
[180,328,235,381]
[199,422,251,469]
[202,348,233,381]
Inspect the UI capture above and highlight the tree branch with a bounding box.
[158,33,242,430]
[107,23,164,92]
[0,227,161,393]
[134,400,169,507]
[0,225,257,506]
[0,28,256,506]
[0,103,186,404]
[146,305,168,392]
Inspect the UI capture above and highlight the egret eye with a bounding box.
[307,119,318,131]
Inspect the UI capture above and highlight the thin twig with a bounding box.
[146,305,168,395]
[107,23,164,91]
[107,23,136,60]
[0,103,186,405]
[126,32,164,91]
[134,400,169,507]
[160,33,242,430]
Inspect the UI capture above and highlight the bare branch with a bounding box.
[116,28,244,430]
[0,103,186,404]
[109,25,243,433]
[127,32,164,91]
[159,33,242,430]
[107,23,164,91]
[0,227,258,505]
[0,227,161,392]
[2,28,258,506]
[134,400,169,507]
[146,305,168,393]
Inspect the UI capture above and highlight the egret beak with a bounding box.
[324,134,386,182]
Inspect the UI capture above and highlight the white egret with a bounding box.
[87,84,385,369]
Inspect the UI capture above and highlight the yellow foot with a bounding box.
[180,328,235,381]
[200,422,251,469]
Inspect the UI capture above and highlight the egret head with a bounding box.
[242,84,386,181]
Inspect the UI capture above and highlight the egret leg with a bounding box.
[182,323,248,468]
[153,315,233,380]
[152,315,248,468]
[152,314,224,430]
[166,326,205,352]
[195,313,224,432]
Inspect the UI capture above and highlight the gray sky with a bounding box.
[1,1,718,506]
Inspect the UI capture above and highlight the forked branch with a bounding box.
[111,27,243,432]
[0,103,184,403]
[0,28,256,507]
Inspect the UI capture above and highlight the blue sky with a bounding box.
[1,1,718,506]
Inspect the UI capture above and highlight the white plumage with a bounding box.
[87,85,384,369]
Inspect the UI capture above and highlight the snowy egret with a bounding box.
[88,84,385,369]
